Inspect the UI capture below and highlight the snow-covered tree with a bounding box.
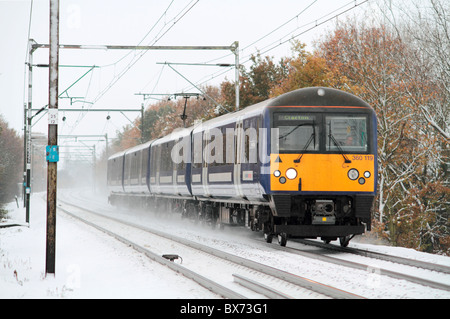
[0,115,23,205]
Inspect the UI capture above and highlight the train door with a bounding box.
[241,116,260,199]
[233,117,244,198]
[202,129,211,197]
[190,129,203,197]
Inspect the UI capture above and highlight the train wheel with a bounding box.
[339,235,351,247]
[278,233,287,247]
[263,213,275,244]
[264,232,273,243]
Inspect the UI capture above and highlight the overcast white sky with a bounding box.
[0,0,372,157]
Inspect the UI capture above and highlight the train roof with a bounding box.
[109,87,373,159]
[195,87,372,131]
[108,140,153,161]
[266,87,372,108]
[107,149,126,160]
[152,126,194,146]
[123,140,153,156]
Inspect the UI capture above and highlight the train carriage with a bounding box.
[123,142,152,195]
[107,150,126,205]
[260,87,377,246]
[191,103,266,202]
[149,127,193,199]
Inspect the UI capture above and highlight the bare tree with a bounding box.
[381,0,449,141]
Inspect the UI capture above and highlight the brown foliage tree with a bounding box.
[114,85,220,150]
[219,54,288,110]
[271,41,347,96]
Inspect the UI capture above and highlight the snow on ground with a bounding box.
[0,193,219,298]
[1,189,450,299]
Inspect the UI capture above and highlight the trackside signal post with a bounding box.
[46,0,59,275]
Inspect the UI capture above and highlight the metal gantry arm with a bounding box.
[23,39,240,239]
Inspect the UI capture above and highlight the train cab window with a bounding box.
[273,113,319,153]
[326,115,368,153]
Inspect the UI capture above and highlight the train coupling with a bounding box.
[311,200,336,225]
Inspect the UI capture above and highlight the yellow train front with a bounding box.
[260,87,377,247]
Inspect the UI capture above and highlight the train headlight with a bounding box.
[273,170,281,177]
[286,168,297,180]
[347,169,359,180]
[279,176,286,184]
[364,171,371,178]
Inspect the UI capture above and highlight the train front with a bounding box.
[263,87,377,246]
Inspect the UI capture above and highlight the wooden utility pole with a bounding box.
[46,0,59,275]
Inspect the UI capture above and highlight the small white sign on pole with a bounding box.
[48,108,58,125]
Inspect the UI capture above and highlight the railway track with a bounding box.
[58,190,450,298]
[57,198,364,299]
[295,239,450,274]
[276,240,450,292]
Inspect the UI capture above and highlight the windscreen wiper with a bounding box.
[328,122,351,164]
[294,122,316,163]
[278,123,309,139]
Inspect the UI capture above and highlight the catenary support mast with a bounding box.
[46,0,59,275]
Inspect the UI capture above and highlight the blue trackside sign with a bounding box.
[46,145,59,162]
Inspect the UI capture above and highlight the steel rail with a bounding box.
[295,239,450,274]
[57,205,246,299]
[232,274,293,299]
[284,240,450,292]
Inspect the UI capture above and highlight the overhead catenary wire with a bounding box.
[181,0,369,94]
[38,0,200,141]
[253,0,370,59]
[237,0,370,65]
[204,0,319,66]
[91,0,200,105]
[98,0,176,69]
[139,63,167,103]
[24,1,368,143]
[205,0,319,65]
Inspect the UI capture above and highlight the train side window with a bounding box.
[161,142,174,172]
[203,131,208,168]
[221,127,227,165]
[225,127,234,165]
[234,122,242,164]
[142,148,148,183]
[178,137,186,171]
[243,117,258,163]
[193,132,203,169]
[150,149,154,179]
[150,144,161,177]
[131,152,139,182]
[124,154,130,185]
